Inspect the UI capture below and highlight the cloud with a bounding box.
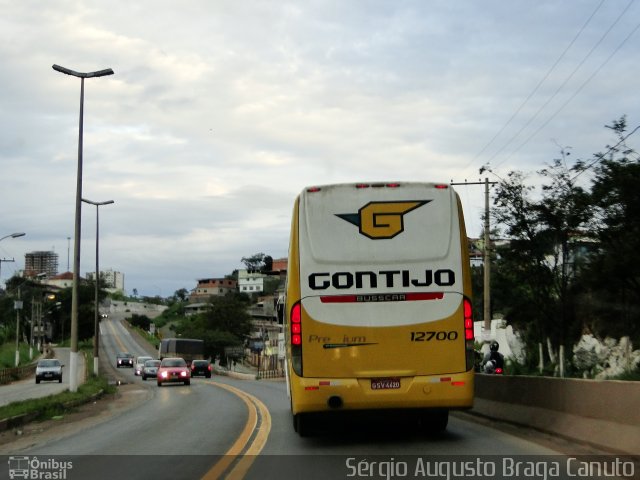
[1,0,638,295]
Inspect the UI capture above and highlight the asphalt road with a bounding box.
[0,348,84,407]
[0,317,615,480]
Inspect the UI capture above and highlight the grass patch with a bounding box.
[0,374,116,422]
[0,343,33,369]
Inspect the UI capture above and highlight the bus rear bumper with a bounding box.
[290,371,474,415]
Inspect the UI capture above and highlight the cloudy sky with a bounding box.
[1,1,638,297]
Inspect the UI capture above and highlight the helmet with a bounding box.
[490,341,499,352]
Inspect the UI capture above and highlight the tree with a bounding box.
[129,313,151,331]
[241,253,273,272]
[175,293,252,360]
[491,151,592,371]
[580,116,640,342]
[174,288,189,302]
[489,116,640,375]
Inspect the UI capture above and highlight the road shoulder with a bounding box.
[0,383,150,453]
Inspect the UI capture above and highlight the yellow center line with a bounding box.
[201,381,271,480]
[104,319,129,353]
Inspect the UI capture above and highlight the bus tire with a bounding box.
[420,409,449,434]
[293,413,310,437]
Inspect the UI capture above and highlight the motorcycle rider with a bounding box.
[482,340,504,373]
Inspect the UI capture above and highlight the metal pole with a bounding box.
[30,300,35,360]
[483,178,491,334]
[69,76,84,392]
[82,198,114,377]
[94,203,99,376]
[14,288,22,367]
[15,307,20,367]
[53,64,113,392]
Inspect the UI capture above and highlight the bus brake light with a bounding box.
[463,297,475,369]
[291,303,302,346]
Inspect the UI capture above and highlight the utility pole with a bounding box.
[14,288,23,367]
[451,178,498,345]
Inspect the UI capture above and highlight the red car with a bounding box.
[157,357,190,386]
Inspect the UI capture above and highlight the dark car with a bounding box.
[157,357,190,386]
[141,359,161,380]
[190,359,212,378]
[116,352,134,368]
[35,358,63,384]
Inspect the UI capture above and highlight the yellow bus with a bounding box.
[284,182,475,435]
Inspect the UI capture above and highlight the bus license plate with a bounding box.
[371,377,401,390]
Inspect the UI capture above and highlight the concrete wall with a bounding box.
[108,300,167,319]
[472,374,640,455]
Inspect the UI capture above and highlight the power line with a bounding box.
[458,0,606,177]
[494,17,640,170]
[571,124,640,181]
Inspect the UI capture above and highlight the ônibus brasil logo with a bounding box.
[8,456,73,479]
[336,200,430,239]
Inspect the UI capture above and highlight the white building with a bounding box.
[86,268,125,293]
[238,269,265,294]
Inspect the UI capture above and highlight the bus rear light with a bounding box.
[435,184,449,189]
[307,187,321,192]
[291,303,301,324]
[290,301,303,375]
[355,183,401,189]
[291,302,302,343]
[463,297,475,371]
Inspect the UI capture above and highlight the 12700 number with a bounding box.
[410,331,458,342]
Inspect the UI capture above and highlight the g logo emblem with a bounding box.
[337,201,430,239]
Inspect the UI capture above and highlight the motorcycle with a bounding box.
[482,359,503,375]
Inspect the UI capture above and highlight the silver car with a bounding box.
[141,359,161,380]
[134,356,153,376]
[35,358,63,384]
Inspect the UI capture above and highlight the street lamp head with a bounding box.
[52,64,114,79]
[0,232,26,242]
[82,198,115,206]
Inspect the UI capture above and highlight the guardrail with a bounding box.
[0,363,37,385]
[256,369,284,380]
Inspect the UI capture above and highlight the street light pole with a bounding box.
[53,64,114,392]
[0,233,26,287]
[14,290,23,367]
[82,198,114,376]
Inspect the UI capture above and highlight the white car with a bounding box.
[35,358,63,384]
[134,356,153,376]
